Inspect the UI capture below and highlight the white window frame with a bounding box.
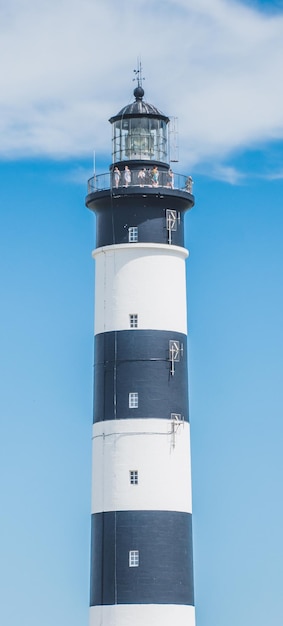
[128,226,138,243]
[129,314,138,328]
[129,550,139,567]
[129,392,138,408]
[130,470,138,485]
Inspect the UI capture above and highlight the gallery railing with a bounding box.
[87,169,193,194]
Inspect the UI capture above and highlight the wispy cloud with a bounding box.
[207,165,246,184]
[1,0,283,174]
[264,170,283,180]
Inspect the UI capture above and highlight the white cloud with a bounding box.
[1,0,283,174]
[207,165,246,184]
[265,169,283,180]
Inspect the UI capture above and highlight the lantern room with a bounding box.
[109,85,170,164]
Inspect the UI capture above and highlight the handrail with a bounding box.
[87,169,193,194]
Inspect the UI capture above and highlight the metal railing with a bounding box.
[87,168,193,194]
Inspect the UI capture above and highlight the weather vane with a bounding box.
[133,57,145,88]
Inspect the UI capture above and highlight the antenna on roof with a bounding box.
[133,56,145,88]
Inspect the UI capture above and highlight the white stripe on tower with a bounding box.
[92,243,188,334]
[90,604,196,626]
[91,418,192,514]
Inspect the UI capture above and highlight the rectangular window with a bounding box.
[130,470,138,485]
[129,314,138,328]
[129,392,138,408]
[129,550,139,567]
[128,226,138,243]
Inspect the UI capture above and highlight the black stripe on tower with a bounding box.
[88,193,192,247]
[90,510,194,606]
[93,330,189,422]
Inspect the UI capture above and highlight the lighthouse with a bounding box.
[85,74,195,626]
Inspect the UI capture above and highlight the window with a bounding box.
[129,392,138,408]
[130,470,138,485]
[128,226,138,243]
[129,314,138,328]
[129,550,139,567]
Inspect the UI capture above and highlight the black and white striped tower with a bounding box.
[86,73,195,626]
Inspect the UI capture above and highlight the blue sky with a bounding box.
[1,1,283,625]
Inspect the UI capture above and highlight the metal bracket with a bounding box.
[169,340,180,375]
[166,209,177,244]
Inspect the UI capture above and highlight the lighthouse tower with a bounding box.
[86,75,195,626]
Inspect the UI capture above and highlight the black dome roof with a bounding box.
[109,87,169,123]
